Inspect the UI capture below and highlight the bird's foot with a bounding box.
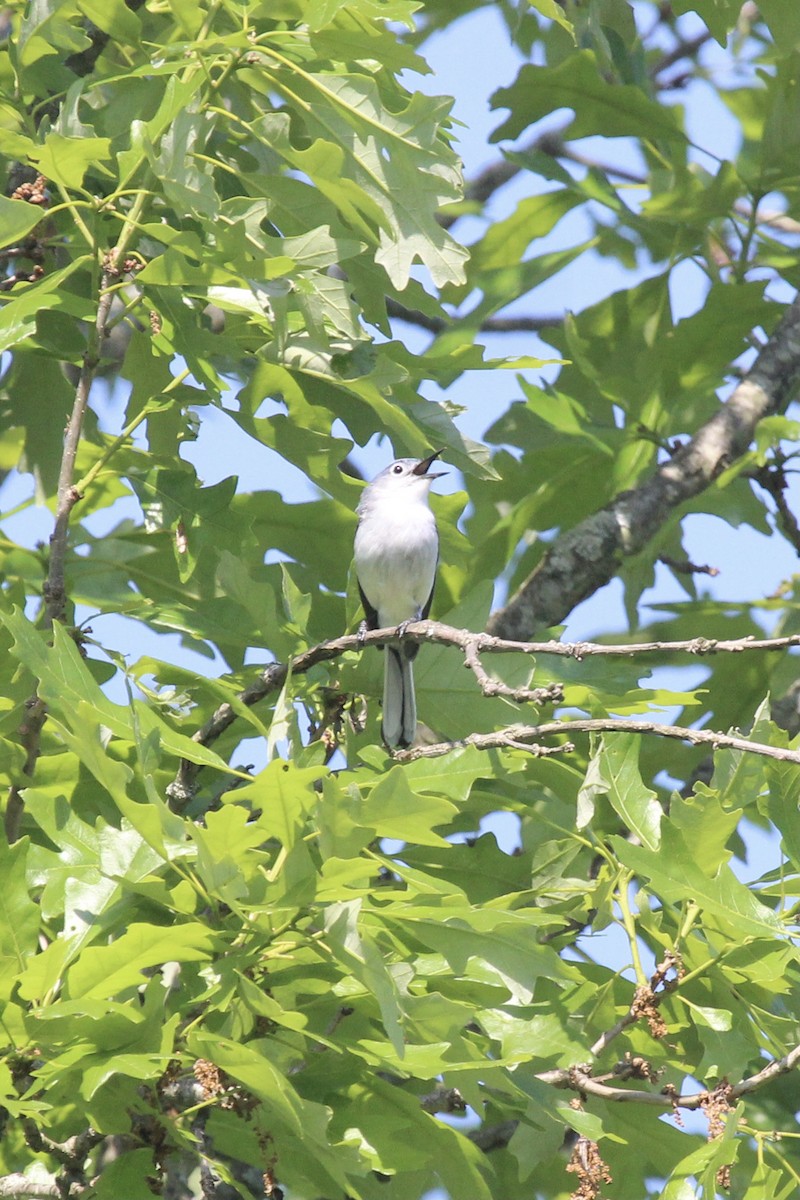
[357,619,369,649]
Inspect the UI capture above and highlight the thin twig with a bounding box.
[535,1039,800,1111]
[462,1036,800,1156]
[385,295,563,335]
[649,29,713,80]
[589,1011,640,1059]
[658,554,720,578]
[395,718,800,766]
[751,461,800,555]
[463,639,564,704]
[44,266,114,626]
[442,128,568,223]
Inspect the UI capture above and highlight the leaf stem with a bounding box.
[53,185,95,250]
[677,899,701,942]
[74,367,192,496]
[617,871,648,987]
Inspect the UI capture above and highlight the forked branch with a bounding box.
[166,620,800,805]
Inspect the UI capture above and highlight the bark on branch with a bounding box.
[166,620,800,805]
[537,1040,800,1111]
[44,269,114,627]
[394,716,800,767]
[489,292,800,639]
[0,1176,86,1199]
[469,1039,800,1155]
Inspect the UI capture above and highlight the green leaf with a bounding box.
[67,921,218,999]
[0,610,239,775]
[188,1033,359,1197]
[400,744,492,802]
[0,258,92,352]
[77,0,142,40]
[324,898,406,1056]
[671,0,752,45]
[662,1104,742,1196]
[17,0,89,67]
[466,191,582,276]
[765,758,800,870]
[30,132,112,189]
[0,195,50,244]
[386,905,573,1002]
[0,838,39,1001]
[757,0,800,47]
[491,52,684,143]
[234,760,325,850]
[360,768,458,846]
[612,823,785,940]
[189,804,268,902]
[252,74,468,288]
[530,0,574,34]
[344,1075,494,1200]
[91,1149,160,1200]
[669,785,743,874]
[595,733,662,849]
[17,821,164,1000]
[760,52,800,189]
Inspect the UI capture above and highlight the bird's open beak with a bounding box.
[413,449,446,478]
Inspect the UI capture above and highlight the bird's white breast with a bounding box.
[354,495,438,628]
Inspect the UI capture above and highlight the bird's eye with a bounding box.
[392,464,404,474]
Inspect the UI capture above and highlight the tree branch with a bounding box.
[0,1176,86,1199]
[6,268,114,842]
[649,28,713,82]
[469,999,800,1150]
[489,291,800,638]
[469,1040,800,1155]
[20,1125,102,1174]
[44,267,114,627]
[537,1039,800,1111]
[385,295,563,335]
[395,717,800,767]
[166,620,800,805]
[732,1041,800,1097]
[531,950,800,1112]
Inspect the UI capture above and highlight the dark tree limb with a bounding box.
[385,295,563,335]
[488,292,800,639]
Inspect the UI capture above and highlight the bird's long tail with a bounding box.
[382,646,416,748]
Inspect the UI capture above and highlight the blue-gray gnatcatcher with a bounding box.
[354,450,445,748]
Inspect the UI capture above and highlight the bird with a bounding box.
[353,450,445,748]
